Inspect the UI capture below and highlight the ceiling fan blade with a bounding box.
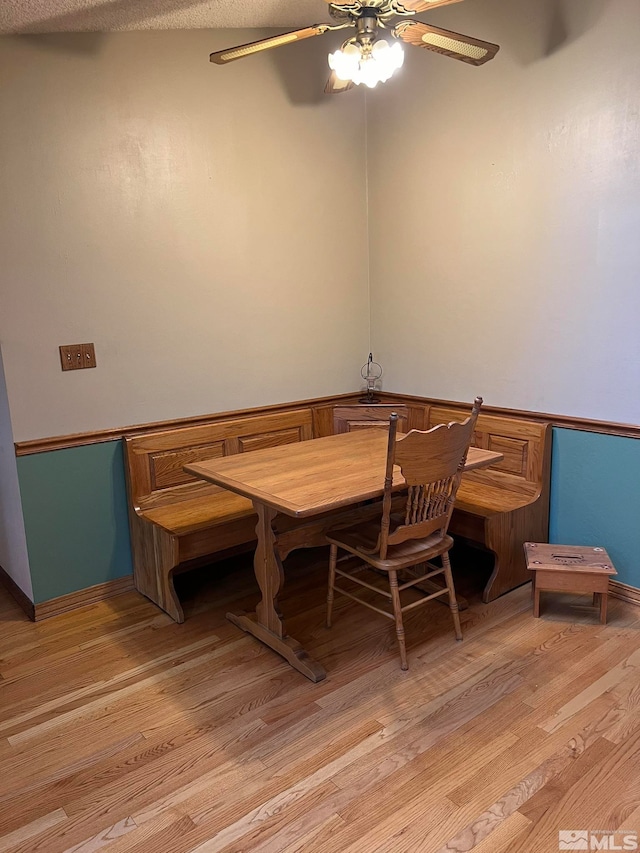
[210,25,330,65]
[393,21,499,65]
[325,71,355,95]
[394,0,464,12]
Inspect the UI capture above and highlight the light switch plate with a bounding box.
[60,343,96,371]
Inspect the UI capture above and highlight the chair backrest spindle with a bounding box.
[378,412,399,560]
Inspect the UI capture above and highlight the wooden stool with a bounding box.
[524,543,617,624]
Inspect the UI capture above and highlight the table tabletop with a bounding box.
[185,430,503,518]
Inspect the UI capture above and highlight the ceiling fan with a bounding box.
[209,0,499,94]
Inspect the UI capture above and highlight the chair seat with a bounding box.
[326,518,454,572]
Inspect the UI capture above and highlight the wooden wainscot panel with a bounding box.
[333,405,409,434]
[238,426,309,454]
[150,441,226,490]
[487,435,528,477]
[312,404,337,438]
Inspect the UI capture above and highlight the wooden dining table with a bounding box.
[185,430,503,682]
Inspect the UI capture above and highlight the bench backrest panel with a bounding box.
[428,406,551,490]
[125,409,314,512]
[333,405,409,434]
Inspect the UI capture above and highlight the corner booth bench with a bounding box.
[124,396,551,621]
[427,404,552,601]
[124,406,317,623]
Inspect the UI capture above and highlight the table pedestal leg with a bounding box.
[227,502,326,683]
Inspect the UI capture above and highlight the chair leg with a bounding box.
[389,570,408,671]
[442,551,463,641]
[327,544,338,629]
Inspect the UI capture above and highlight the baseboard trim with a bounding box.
[33,575,135,621]
[609,580,640,608]
[0,564,35,620]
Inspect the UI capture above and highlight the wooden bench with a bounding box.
[124,396,551,621]
[428,406,552,602]
[124,408,314,622]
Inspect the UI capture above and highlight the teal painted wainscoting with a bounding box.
[16,440,132,603]
[550,428,640,588]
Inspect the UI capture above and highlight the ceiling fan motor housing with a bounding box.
[355,9,379,45]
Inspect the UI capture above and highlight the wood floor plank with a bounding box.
[61,816,138,853]
[189,780,341,853]
[458,810,532,853]
[437,696,637,852]
[277,813,347,853]
[70,812,197,853]
[340,796,460,853]
[517,735,614,824]
[3,636,225,744]
[508,726,640,852]
[0,809,67,853]
[603,680,640,744]
[446,690,623,818]
[316,731,519,853]
[521,633,635,710]
[539,647,640,733]
[183,721,389,832]
[0,733,145,834]
[0,554,638,853]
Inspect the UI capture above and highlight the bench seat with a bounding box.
[455,477,539,517]
[143,491,254,536]
[428,406,551,601]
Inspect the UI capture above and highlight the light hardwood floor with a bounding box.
[1,550,640,853]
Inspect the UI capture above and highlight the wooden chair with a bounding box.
[326,397,483,671]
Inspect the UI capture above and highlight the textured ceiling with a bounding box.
[0,0,332,34]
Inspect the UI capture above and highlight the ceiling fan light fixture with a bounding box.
[328,39,404,88]
[210,1,500,92]
[328,42,361,81]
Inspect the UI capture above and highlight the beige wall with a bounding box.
[368,0,640,424]
[0,30,370,442]
[3,3,639,442]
